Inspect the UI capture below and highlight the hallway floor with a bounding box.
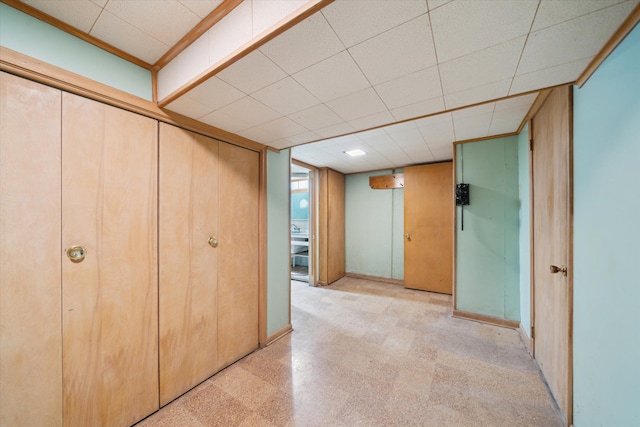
[137,277,563,426]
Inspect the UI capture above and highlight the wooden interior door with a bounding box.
[0,73,63,426]
[532,86,572,424]
[217,142,260,369]
[61,93,159,426]
[404,162,453,294]
[318,168,345,285]
[158,123,219,405]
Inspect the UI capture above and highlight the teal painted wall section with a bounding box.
[345,169,404,280]
[455,137,520,320]
[0,3,152,100]
[517,125,531,337]
[572,24,640,426]
[267,149,291,337]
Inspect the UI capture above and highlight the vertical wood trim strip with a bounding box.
[259,148,268,348]
[566,87,575,427]
[528,118,535,356]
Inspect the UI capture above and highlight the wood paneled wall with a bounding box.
[318,168,345,285]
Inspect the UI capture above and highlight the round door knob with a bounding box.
[549,265,567,276]
[208,237,218,248]
[66,246,86,263]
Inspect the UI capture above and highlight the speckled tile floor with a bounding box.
[137,277,563,427]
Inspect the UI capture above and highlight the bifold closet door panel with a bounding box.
[158,123,219,406]
[217,143,260,370]
[61,93,158,426]
[0,73,63,426]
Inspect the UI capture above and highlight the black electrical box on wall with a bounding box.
[456,183,470,206]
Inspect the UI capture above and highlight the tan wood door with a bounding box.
[0,73,63,426]
[318,168,345,285]
[531,86,573,424]
[158,123,219,405]
[217,142,260,369]
[404,162,453,294]
[61,93,159,426]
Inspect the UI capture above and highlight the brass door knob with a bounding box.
[550,265,567,276]
[66,246,86,263]
[404,233,411,241]
[208,237,218,248]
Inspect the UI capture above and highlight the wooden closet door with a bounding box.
[61,93,158,426]
[404,162,453,294]
[158,123,219,405]
[0,73,63,426]
[217,143,260,369]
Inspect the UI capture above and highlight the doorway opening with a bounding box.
[291,162,314,284]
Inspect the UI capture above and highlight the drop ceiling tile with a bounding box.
[207,97,281,131]
[453,108,494,141]
[289,104,343,130]
[238,116,308,143]
[252,0,307,36]
[375,66,442,110]
[493,93,538,112]
[208,1,253,65]
[260,13,345,74]
[348,14,436,85]
[217,51,287,94]
[157,34,209,100]
[404,147,435,164]
[517,1,636,75]
[90,0,107,7]
[417,116,455,146]
[439,36,526,95]
[390,96,445,122]
[286,131,321,145]
[252,77,319,115]
[164,96,212,120]
[453,102,495,120]
[91,11,169,63]
[187,76,246,110]
[510,58,592,94]
[488,109,528,135]
[444,78,511,110]
[104,0,201,47]
[293,51,370,102]
[314,122,355,138]
[532,0,627,31]
[326,88,387,122]
[179,0,225,18]
[430,0,537,63]
[322,0,427,48]
[430,145,453,161]
[348,111,396,132]
[427,0,453,10]
[22,0,102,32]
[200,108,253,133]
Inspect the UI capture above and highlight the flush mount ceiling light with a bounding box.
[345,149,366,157]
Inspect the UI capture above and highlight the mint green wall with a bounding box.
[572,24,640,426]
[345,170,403,280]
[517,125,531,337]
[455,137,520,320]
[0,3,152,100]
[267,149,291,336]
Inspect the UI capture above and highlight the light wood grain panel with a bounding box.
[158,123,219,405]
[0,72,62,426]
[317,168,329,285]
[217,142,260,369]
[369,173,404,189]
[532,85,572,425]
[61,93,158,426]
[404,162,453,294]
[327,169,345,283]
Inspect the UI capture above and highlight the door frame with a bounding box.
[291,158,317,286]
[529,86,574,425]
